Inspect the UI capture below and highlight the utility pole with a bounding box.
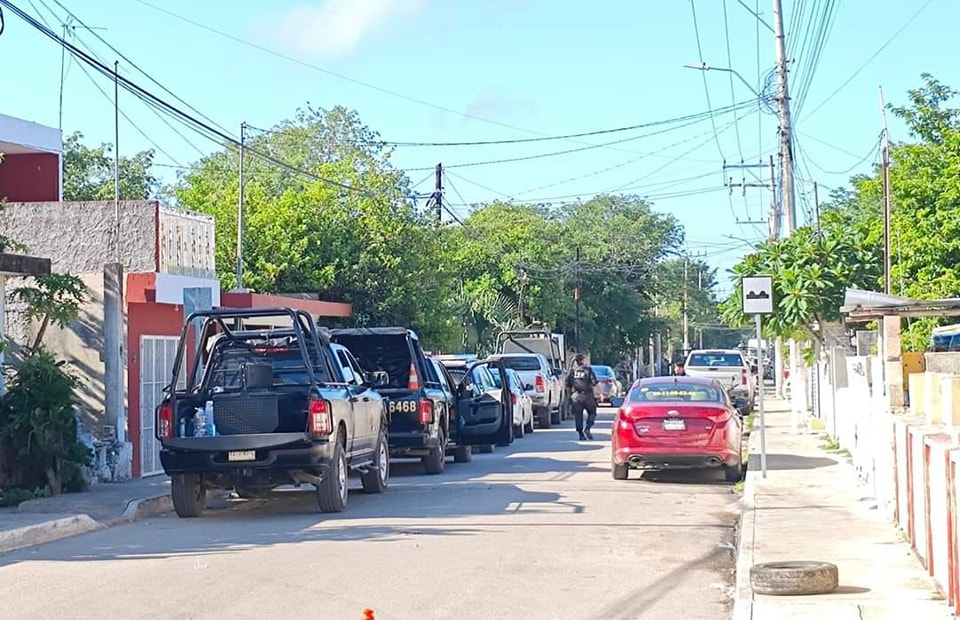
[772,0,796,236]
[682,264,689,353]
[879,87,892,294]
[768,155,780,238]
[517,267,528,325]
[113,60,120,262]
[813,181,822,237]
[235,122,246,290]
[697,268,704,348]
[574,245,582,352]
[434,163,443,223]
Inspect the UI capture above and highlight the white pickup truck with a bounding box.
[489,353,563,428]
[683,349,756,412]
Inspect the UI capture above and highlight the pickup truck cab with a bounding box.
[155,308,389,518]
[328,327,470,474]
[495,328,568,425]
[683,349,756,413]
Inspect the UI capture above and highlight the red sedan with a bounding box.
[610,376,743,482]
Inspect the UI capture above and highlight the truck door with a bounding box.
[454,360,512,446]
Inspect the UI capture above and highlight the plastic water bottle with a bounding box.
[179,416,186,438]
[193,407,205,437]
[205,400,216,436]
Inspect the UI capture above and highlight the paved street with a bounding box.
[0,409,740,620]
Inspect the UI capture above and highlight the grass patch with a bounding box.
[732,479,745,494]
[819,434,841,452]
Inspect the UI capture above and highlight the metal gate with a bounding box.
[140,336,183,477]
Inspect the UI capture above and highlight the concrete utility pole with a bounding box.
[113,60,121,262]
[434,163,443,223]
[879,87,892,294]
[772,0,796,236]
[682,257,690,352]
[768,156,780,238]
[235,121,246,291]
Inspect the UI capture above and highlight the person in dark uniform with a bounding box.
[565,354,598,440]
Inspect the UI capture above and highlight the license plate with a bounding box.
[663,419,686,431]
[227,450,257,462]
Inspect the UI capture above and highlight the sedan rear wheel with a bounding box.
[612,461,629,480]
[724,462,743,483]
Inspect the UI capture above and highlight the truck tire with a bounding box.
[171,473,206,518]
[361,432,389,494]
[453,444,473,463]
[478,444,495,454]
[749,561,839,596]
[537,406,552,429]
[316,441,348,513]
[422,426,446,475]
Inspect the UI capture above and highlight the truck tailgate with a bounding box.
[685,368,739,389]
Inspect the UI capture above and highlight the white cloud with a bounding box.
[272,0,427,58]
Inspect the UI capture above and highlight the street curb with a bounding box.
[731,416,763,620]
[104,493,173,527]
[0,514,104,554]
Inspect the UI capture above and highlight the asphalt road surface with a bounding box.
[0,408,740,620]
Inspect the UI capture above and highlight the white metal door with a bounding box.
[140,336,182,477]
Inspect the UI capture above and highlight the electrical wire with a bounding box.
[689,0,726,160]
[0,0,378,199]
[405,101,761,172]
[721,0,746,164]
[800,0,938,123]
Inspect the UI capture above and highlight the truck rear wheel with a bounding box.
[453,443,473,463]
[171,473,206,518]
[361,432,389,494]
[316,442,348,513]
[537,406,552,429]
[422,427,446,475]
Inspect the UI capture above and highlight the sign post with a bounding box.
[742,275,773,478]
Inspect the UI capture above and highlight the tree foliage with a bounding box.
[62,131,159,201]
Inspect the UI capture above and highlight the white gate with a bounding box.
[140,336,183,477]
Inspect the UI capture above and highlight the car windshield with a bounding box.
[591,365,614,377]
[500,356,542,372]
[629,382,723,403]
[686,353,743,367]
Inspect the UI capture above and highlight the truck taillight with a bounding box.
[157,404,174,439]
[741,368,748,385]
[511,393,517,406]
[308,397,333,436]
[535,375,545,393]
[419,399,434,424]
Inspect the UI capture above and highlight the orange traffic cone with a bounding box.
[407,362,420,390]
[361,609,375,620]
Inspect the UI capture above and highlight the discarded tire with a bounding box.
[749,561,839,596]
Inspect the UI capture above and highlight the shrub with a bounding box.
[0,349,91,494]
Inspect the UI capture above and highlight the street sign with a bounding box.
[740,275,773,479]
[742,275,774,314]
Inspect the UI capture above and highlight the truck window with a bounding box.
[687,353,744,367]
[500,356,542,372]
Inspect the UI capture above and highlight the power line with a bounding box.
[689,0,726,160]
[720,0,746,163]
[0,0,376,199]
[406,101,761,171]
[800,0,938,123]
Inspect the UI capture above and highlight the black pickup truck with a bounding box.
[329,327,481,474]
[155,308,389,518]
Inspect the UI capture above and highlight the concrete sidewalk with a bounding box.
[733,396,954,620]
[0,476,239,554]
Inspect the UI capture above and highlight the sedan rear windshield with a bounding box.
[500,356,542,372]
[686,353,743,367]
[629,383,723,403]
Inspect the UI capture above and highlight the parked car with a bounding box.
[497,368,535,437]
[328,327,468,474]
[610,376,743,483]
[682,349,756,413]
[590,364,621,403]
[489,352,562,428]
[155,307,389,518]
[438,357,515,450]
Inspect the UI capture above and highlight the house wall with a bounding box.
[0,153,60,202]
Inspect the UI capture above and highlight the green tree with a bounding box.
[175,105,454,346]
[62,131,159,201]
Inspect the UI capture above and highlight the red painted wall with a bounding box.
[127,302,184,478]
[0,152,59,202]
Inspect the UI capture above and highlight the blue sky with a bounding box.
[0,0,956,298]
